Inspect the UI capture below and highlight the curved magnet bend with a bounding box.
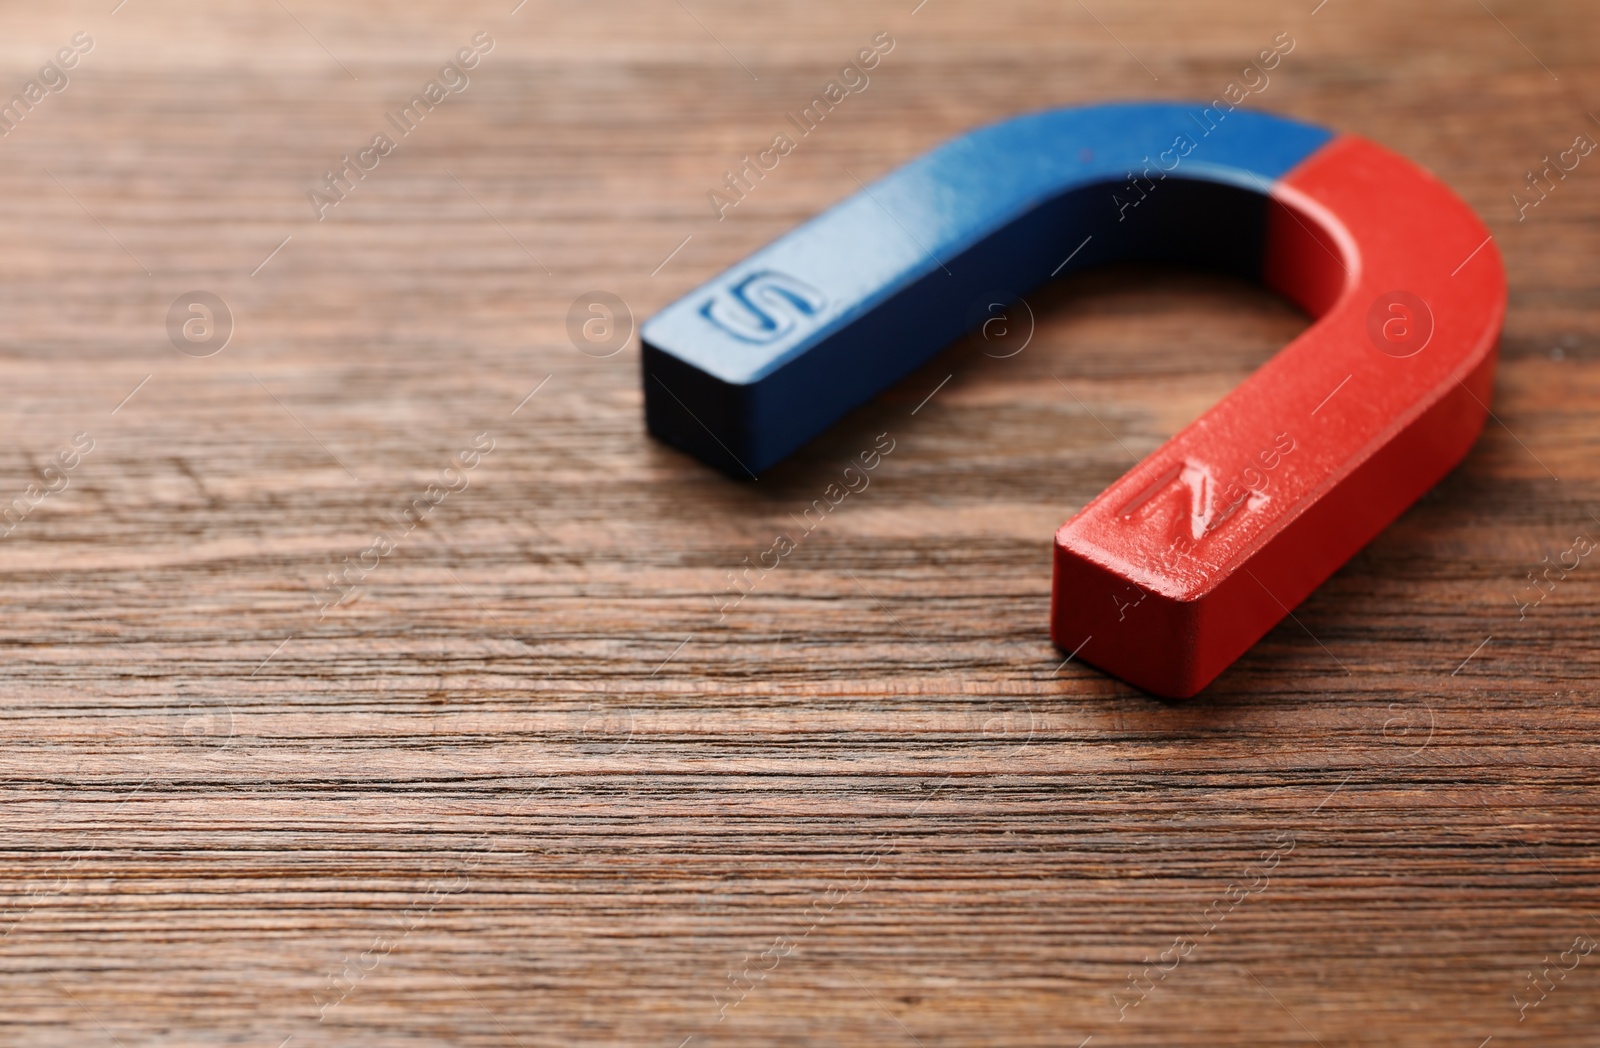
[642,101,1505,698]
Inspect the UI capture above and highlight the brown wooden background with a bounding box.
[0,0,1596,1045]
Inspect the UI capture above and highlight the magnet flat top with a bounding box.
[642,102,1334,477]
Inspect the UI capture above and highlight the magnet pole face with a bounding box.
[642,101,1506,698]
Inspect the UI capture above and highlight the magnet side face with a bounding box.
[642,102,1335,476]
[1050,134,1505,697]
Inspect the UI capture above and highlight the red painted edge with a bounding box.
[1051,134,1506,697]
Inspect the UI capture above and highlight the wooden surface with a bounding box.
[0,1,1597,1045]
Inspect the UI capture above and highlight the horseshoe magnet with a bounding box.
[642,102,1505,697]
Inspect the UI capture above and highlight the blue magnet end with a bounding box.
[641,101,1334,478]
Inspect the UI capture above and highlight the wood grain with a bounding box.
[0,0,1597,1044]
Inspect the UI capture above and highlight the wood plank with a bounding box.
[0,0,1597,1044]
